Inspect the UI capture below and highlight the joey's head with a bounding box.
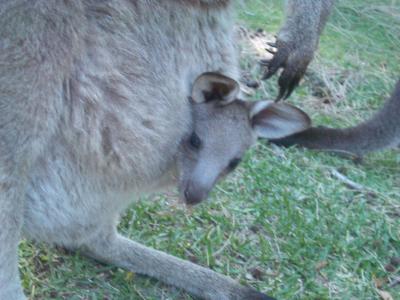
[177,72,311,205]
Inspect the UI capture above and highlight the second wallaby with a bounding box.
[271,80,400,156]
[16,73,310,300]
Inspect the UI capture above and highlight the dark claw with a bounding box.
[276,88,285,101]
[273,71,303,100]
[285,75,302,99]
[259,59,271,66]
[274,53,308,100]
[261,41,289,80]
[262,50,288,80]
[262,35,314,99]
[265,48,276,55]
[276,74,301,101]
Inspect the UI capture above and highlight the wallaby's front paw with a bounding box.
[261,38,314,100]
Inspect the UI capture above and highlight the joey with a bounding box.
[177,73,311,205]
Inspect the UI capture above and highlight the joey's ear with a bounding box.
[191,72,240,104]
[249,101,311,139]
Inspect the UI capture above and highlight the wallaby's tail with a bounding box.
[271,80,400,155]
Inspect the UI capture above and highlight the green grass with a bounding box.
[21,1,400,299]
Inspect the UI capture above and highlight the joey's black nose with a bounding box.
[184,183,209,205]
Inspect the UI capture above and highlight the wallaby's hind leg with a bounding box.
[82,228,274,300]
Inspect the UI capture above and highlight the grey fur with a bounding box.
[0,1,325,299]
[271,80,400,156]
[264,0,335,99]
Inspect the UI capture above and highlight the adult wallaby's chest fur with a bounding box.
[23,1,238,246]
[55,1,237,185]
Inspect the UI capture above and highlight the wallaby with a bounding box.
[271,80,400,156]
[0,1,331,299]
[24,72,310,300]
[263,0,335,99]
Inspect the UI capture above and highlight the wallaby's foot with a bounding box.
[80,230,276,300]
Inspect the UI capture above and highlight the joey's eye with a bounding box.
[228,158,241,171]
[189,132,202,150]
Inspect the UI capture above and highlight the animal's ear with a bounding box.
[249,101,311,139]
[191,72,240,105]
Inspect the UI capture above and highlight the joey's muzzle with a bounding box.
[183,182,212,205]
[180,161,220,205]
